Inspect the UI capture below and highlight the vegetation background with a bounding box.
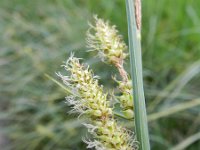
[0,0,200,149]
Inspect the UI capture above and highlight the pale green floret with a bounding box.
[87,16,127,65]
[58,56,137,150]
[123,109,134,119]
[118,79,134,119]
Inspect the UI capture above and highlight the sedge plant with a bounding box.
[58,16,137,150]
[57,1,149,150]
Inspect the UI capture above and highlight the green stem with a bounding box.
[125,0,150,150]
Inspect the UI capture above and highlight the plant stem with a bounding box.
[125,0,150,150]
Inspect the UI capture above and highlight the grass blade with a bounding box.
[148,98,200,122]
[125,0,150,150]
[44,73,73,94]
[170,132,200,150]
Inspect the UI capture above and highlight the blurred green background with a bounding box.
[0,0,200,149]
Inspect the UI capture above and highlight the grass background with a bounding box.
[0,0,200,149]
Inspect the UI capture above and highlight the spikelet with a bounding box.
[86,16,127,65]
[57,55,138,150]
[118,79,134,119]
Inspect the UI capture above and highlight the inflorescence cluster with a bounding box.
[58,16,137,150]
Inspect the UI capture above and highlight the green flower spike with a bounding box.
[57,55,138,150]
[86,16,128,80]
[86,16,127,62]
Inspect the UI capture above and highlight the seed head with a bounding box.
[86,16,128,65]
